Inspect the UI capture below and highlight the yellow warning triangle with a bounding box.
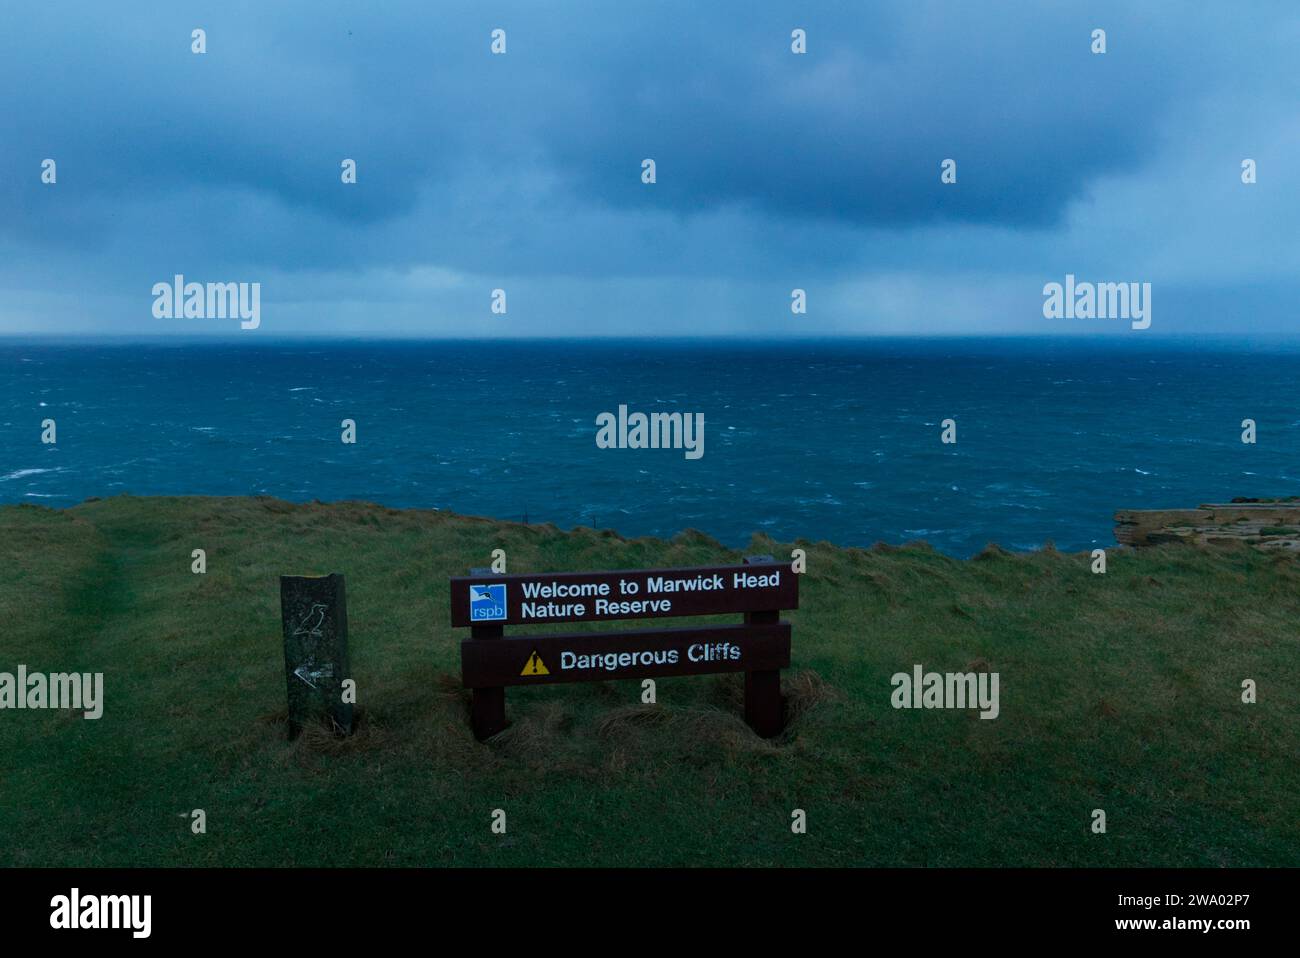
[520,650,550,676]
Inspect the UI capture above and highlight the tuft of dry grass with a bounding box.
[783,669,839,726]
[297,709,389,754]
[596,704,674,736]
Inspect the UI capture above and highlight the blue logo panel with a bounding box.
[469,583,507,621]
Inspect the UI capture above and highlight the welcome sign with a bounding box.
[451,564,795,626]
[451,558,798,739]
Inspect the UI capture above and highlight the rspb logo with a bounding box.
[469,583,507,622]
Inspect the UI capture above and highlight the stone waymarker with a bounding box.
[451,556,797,740]
[280,573,353,738]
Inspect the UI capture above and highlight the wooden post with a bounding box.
[742,555,784,738]
[467,567,508,740]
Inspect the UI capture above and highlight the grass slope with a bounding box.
[0,495,1296,867]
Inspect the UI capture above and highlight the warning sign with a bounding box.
[453,558,798,741]
[520,650,550,676]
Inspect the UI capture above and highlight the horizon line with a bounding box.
[4,331,1300,348]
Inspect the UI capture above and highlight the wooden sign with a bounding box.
[461,623,791,687]
[453,557,797,740]
[449,561,796,627]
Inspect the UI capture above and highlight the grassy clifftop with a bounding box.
[1,495,1296,867]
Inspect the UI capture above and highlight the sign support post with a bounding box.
[742,555,784,738]
[467,567,508,740]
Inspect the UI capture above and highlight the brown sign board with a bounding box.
[461,622,791,688]
[449,562,797,628]
[454,558,795,741]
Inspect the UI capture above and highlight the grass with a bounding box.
[0,494,1296,867]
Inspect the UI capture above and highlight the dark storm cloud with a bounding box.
[0,2,1207,235]
[541,3,1197,228]
[0,0,1295,334]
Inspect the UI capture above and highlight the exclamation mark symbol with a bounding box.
[521,650,550,676]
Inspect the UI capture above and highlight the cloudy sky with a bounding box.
[1,1,1296,338]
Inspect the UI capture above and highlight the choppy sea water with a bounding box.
[3,338,1299,557]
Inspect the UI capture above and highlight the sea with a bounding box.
[3,338,1299,557]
